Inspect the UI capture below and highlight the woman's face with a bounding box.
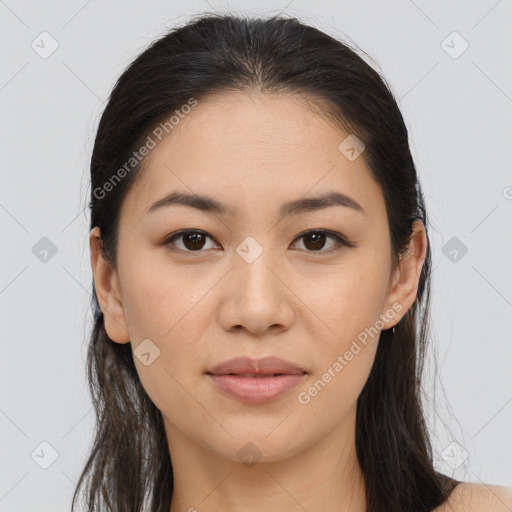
[91,91,425,464]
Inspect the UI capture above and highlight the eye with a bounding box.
[164,230,219,252]
[163,228,354,254]
[290,229,354,253]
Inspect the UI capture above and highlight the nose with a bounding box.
[217,246,295,336]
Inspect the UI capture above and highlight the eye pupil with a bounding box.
[304,232,326,250]
[184,232,206,250]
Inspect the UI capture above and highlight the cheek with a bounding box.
[304,258,389,341]
[298,260,387,399]
[117,255,210,388]
[297,284,381,420]
[120,253,209,342]
[296,343,377,437]
[122,265,210,420]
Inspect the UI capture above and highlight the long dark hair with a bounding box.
[73,12,460,511]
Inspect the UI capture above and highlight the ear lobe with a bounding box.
[383,220,428,328]
[89,227,130,344]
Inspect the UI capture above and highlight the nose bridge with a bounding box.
[234,232,281,301]
[219,232,293,334]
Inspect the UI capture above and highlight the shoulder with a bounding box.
[434,482,512,512]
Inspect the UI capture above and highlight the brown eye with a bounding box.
[302,231,327,250]
[291,230,352,253]
[163,228,354,255]
[182,232,207,250]
[165,230,218,252]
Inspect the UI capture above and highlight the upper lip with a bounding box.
[206,356,307,376]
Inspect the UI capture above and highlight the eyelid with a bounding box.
[163,228,356,253]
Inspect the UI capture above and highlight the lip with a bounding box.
[206,356,307,404]
[207,356,307,376]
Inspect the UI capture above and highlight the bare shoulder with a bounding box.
[434,482,512,512]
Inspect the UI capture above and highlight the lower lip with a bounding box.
[207,373,306,404]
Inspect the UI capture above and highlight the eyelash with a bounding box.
[162,229,356,255]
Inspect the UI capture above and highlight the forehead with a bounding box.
[121,91,385,222]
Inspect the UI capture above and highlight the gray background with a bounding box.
[1,0,511,510]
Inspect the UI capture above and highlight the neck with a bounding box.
[167,406,367,512]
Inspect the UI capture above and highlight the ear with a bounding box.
[382,220,428,329]
[89,227,130,344]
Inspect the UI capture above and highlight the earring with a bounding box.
[392,325,396,335]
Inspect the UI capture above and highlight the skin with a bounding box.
[436,484,512,512]
[90,90,466,512]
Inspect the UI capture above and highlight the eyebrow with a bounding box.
[147,190,365,217]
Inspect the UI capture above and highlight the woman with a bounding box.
[74,13,512,512]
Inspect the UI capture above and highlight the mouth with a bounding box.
[206,373,307,404]
[206,355,307,377]
[214,373,291,377]
[205,356,308,404]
